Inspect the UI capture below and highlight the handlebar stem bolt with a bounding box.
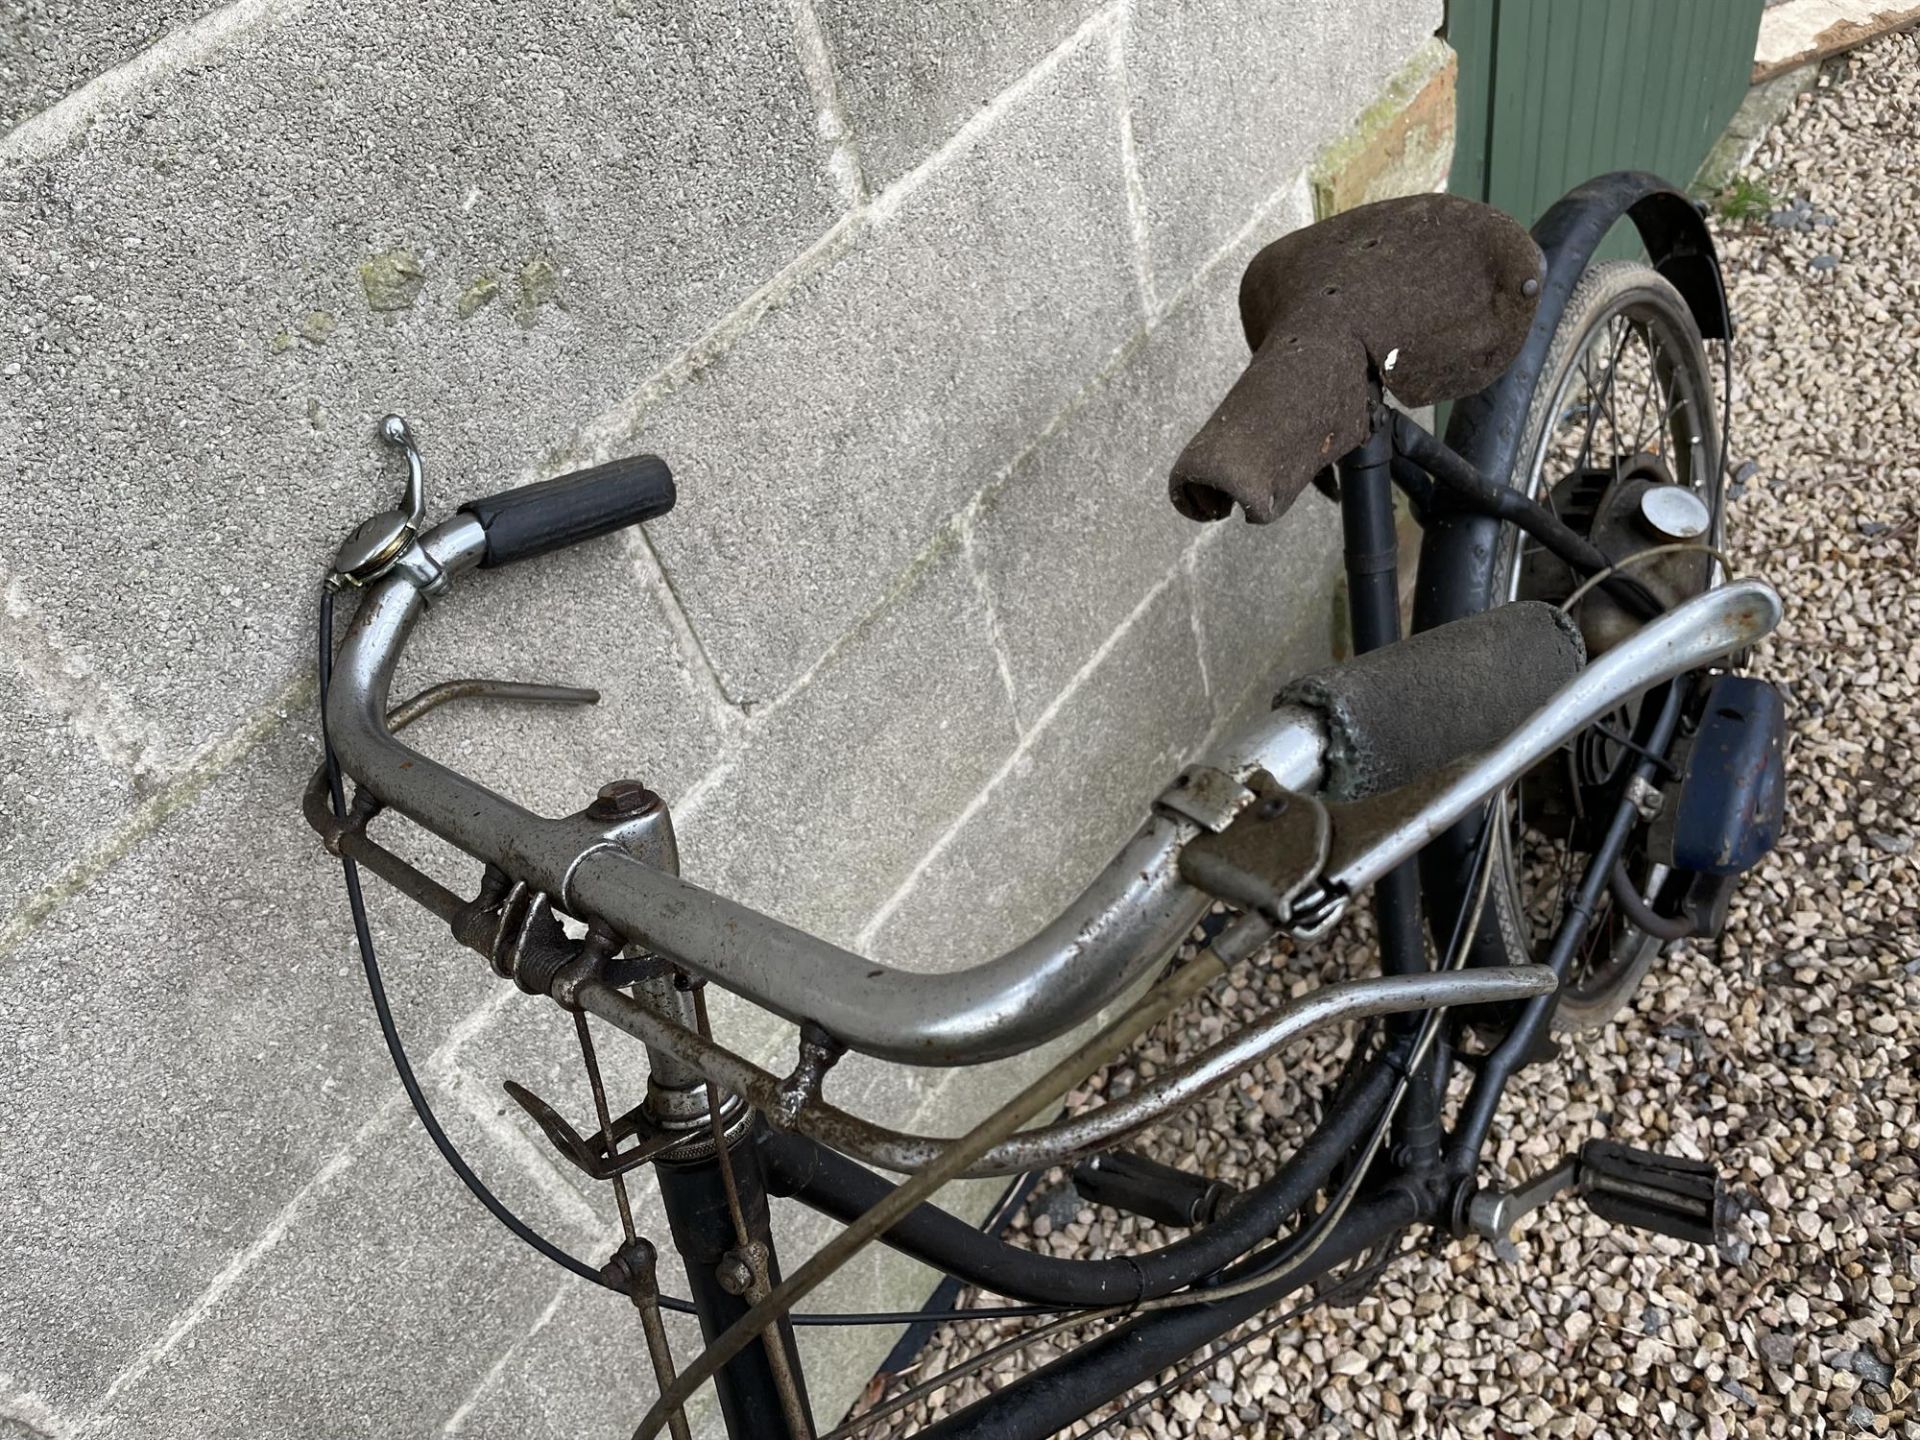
[590,779,663,821]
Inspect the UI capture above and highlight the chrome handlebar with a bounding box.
[321,467,1782,1066]
[323,512,1331,1063]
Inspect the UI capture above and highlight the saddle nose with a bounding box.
[1170,192,1545,526]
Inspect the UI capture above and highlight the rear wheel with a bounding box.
[1420,261,1724,1034]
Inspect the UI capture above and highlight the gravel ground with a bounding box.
[850,34,1920,1440]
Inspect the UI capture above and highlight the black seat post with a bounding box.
[1337,406,1442,1165]
[1338,406,1402,657]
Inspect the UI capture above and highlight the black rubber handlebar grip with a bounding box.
[459,455,675,568]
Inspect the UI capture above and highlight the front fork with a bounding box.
[654,1123,814,1438]
[639,974,815,1440]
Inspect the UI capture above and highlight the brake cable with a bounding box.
[316,583,1082,1329]
[316,585,655,1300]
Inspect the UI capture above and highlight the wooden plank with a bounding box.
[1753,0,1920,80]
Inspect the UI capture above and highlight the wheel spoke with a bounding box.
[1604,319,1628,482]
[1630,322,1663,455]
[1575,321,1632,476]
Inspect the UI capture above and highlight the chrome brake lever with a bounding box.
[302,678,599,916]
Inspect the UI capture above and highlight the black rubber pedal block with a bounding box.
[1579,1139,1729,1249]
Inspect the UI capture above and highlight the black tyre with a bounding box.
[1416,260,1724,1034]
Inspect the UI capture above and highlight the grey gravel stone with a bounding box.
[1839,1348,1894,1388]
[1759,1330,1797,1367]
[1034,1182,1082,1229]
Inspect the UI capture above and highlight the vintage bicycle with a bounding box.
[307,171,1787,1438]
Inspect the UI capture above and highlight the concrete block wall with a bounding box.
[1,3,1444,1435]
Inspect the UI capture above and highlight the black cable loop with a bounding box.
[317,583,1082,1329]
[316,585,640,1302]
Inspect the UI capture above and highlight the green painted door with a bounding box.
[1447,0,1766,221]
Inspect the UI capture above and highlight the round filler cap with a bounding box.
[1639,484,1711,541]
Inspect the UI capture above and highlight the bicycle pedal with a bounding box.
[1465,1141,1731,1253]
[1577,1139,1730,1250]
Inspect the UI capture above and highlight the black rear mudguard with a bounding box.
[1408,171,1732,947]
[1414,170,1730,630]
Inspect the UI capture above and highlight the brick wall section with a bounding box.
[0,3,1444,1435]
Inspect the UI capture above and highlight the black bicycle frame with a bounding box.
[659,394,1688,1440]
[655,1131,815,1435]
[279,169,1738,1440]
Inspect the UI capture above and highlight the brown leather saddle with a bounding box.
[1170,193,1546,525]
